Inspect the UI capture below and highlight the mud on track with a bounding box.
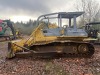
[0,42,100,75]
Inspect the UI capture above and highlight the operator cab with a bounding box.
[37,12,87,37]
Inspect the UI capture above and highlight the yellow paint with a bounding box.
[10,23,57,52]
[9,23,93,55]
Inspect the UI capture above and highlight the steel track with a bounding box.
[15,42,94,58]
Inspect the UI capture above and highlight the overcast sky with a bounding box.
[0,0,99,22]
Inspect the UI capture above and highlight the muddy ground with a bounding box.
[0,42,100,75]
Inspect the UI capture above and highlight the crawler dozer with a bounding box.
[7,12,95,58]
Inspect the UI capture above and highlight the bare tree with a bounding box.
[75,0,100,25]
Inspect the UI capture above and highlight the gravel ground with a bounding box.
[0,42,100,75]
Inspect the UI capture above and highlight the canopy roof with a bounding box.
[58,12,84,18]
[38,12,84,20]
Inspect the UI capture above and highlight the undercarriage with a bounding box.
[10,41,94,58]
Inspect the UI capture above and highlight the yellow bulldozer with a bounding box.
[7,12,95,58]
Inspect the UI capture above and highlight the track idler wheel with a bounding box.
[78,44,88,53]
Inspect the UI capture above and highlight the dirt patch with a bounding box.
[0,42,100,75]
